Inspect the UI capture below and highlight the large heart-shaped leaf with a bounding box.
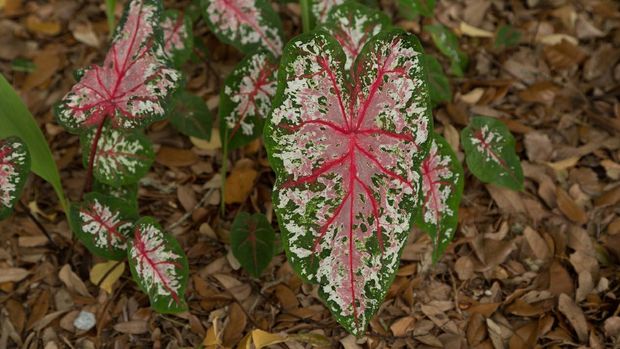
[322,2,391,71]
[265,30,432,335]
[0,137,30,220]
[231,212,276,278]
[414,134,463,262]
[70,192,138,260]
[56,0,181,133]
[162,9,194,68]
[220,50,278,149]
[200,0,284,56]
[169,90,213,140]
[80,124,154,187]
[128,217,189,313]
[424,24,468,77]
[461,116,524,191]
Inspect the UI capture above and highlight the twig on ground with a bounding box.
[18,201,59,249]
[167,188,217,231]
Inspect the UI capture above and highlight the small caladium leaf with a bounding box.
[93,180,139,211]
[230,212,275,278]
[0,137,30,220]
[70,192,137,260]
[423,55,451,106]
[80,124,154,187]
[322,2,391,71]
[461,116,524,191]
[56,0,181,133]
[398,0,435,17]
[414,134,463,262]
[128,217,189,313]
[162,9,194,68]
[424,24,468,77]
[220,50,278,149]
[200,0,284,56]
[265,30,432,335]
[169,90,213,140]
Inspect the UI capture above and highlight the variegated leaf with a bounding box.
[461,116,524,191]
[414,134,463,262]
[0,137,30,220]
[220,50,277,149]
[311,0,346,26]
[231,212,276,278]
[128,217,189,313]
[169,90,213,140]
[80,124,154,187]
[162,9,194,68]
[70,192,137,260]
[322,2,391,71]
[424,24,468,77]
[265,30,432,335]
[200,0,284,56]
[93,180,139,212]
[56,0,181,133]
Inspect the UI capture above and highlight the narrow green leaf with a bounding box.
[495,25,521,49]
[70,192,137,260]
[80,125,154,187]
[169,91,213,140]
[230,212,275,278]
[162,9,194,68]
[220,50,278,149]
[424,24,468,77]
[127,217,189,313]
[414,134,463,262]
[10,58,36,73]
[0,137,31,220]
[398,0,435,17]
[423,55,451,106]
[106,0,117,34]
[0,73,68,213]
[461,116,524,191]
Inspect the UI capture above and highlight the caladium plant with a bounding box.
[128,217,189,313]
[162,9,194,68]
[56,0,180,133]
[414,134,463,262]
[200,0,284,56]
[168,90,213,140]
[265,29,433,335]
[310,0,346,27]
[461,116,524,191]
[0,136,30,220]
[322,2,391,71]
[80,124,154,187]
[220,50,278,149]
[230,212,276,278]
[70,192,138,260]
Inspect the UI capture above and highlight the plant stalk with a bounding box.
[105,0,117,36]
[220,129,229,216]
[82,118,106,200]
[300,0,312,33]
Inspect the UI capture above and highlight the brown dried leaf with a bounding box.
[114,320,148,334]
[523,226,550,260]
[222,303,247,346]
[0,268,29,283]
[543,40,587,70]
[156,147,199,167]
[224,160,258,204]
[558,294,588,343]
[58,264,90,297]
[556,187,587,225]
[519,81,559,105]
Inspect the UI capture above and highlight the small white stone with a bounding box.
[73,310,96,331]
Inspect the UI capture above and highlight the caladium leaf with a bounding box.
[169,90,213,140]
[93,180,139,212]
[414,134,463,262]
[311,0,346,26]
[230,212,275,278]
[80,124,154,187]
[265,30,433,335]
[128,217,189,313]
[56,0,181,133]
[423,55,451,106]
[398,0,435,18]
[162,9,194,68]
[424,24,468,77]
[70,192,138,260]
[0,137,30,220]
[322,2,391,71]
[200,0,284,56]
[461,116,524,191]
[220,50,278,149]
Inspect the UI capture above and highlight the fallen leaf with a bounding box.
[523,226,549,260]
[191,130,221,150]
[114,320,148,334]
[58,264,91,297]
[459,22,494,38]
[23,46,60,91]
[524,132,553,162]
[72,23,100,47]
[156,146,199,167]
[543,40,587,70]
[558,293,588,343]
[519,81,559,105]
[25,15,61,36]
[224,160,258,204]
[0,268,29,283]
[89,261,125,294]
[556,187,588,225]
[222,303,247,346]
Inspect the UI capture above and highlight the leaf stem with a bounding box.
[220,129,229,216]
[105,0,117,36]
[300,0,312,33]
[82,118,106,200]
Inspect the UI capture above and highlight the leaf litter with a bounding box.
[0,0,619,348]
